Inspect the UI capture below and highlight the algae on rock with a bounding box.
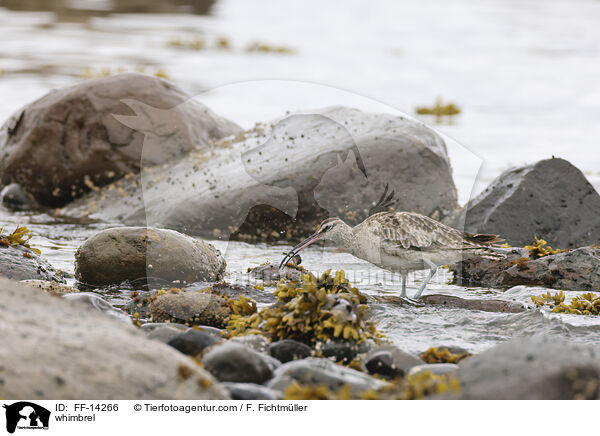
[226,270,383,345]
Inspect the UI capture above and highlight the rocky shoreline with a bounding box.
[1,73,600,400]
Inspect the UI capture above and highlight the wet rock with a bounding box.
[458,335,600,399]
[230,334,270,353]
[363,350,402,378]
[319,340,368,363]
[0,73,240,207]
[221,383,282,400]
[75,227,226,287]
[269,339,312,363]
[20,280,79,294]
[420,294,528,313]
[62,106,458,242]
[0,245,65,282]
[62,292,131,323]
[168,329,220,356]
[149,289,232,328]
[146,325,185,343]
[450,158,600,248]
[201,343,279,384]
[408,363,459,376]
[452,246,600,291]
[140,322,189,332]
[0,277,228,399]
[267,357,388,394]
[0,183,37,210]
[362,344,424,373]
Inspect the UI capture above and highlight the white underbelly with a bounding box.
[353,246,465,274]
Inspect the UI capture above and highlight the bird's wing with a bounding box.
[368,212,467,255]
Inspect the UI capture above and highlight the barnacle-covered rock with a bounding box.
[452,245,600,291]
[20,280,77,294]
[62,106,457,242]
[149,288,232,328]
[226,270,382,345]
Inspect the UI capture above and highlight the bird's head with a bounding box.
[279,217,346,269]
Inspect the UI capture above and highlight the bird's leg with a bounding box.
[400,272,407,298]
[413,259,438,299]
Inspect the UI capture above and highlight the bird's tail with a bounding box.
[463,231,505,246]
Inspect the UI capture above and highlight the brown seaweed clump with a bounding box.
[420,347,471,364]
[283,371,460,400]
[0,226,41,255]
[525,237,567,258]
[283,382,353,400]
[532,291,600,315]
[226,270,382,345]
[415,97,461,121]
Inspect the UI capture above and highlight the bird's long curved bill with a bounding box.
[279,232,320,269]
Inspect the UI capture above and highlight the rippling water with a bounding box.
[3,205,600,354]
[2,0,600,353]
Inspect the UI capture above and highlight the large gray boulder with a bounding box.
[62,106,458,242]
[0,245,64,282]
[0,277,229,399]
[451,158,600,248]
[458,336,600,399]
[75,227,226,287]
[0,73,240,206]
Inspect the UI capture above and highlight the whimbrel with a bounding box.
[279,211,504,299]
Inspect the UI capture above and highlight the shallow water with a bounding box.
[3,205,600,354]
[2,0,600,353]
